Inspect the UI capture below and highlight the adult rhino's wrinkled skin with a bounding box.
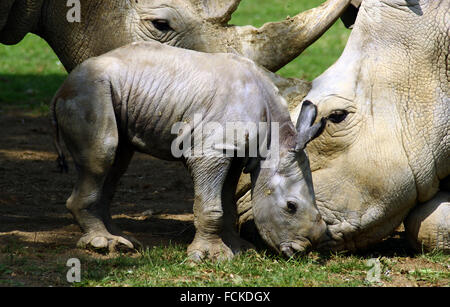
[404,192,450,252]
[292,0,449,253]
[0,0,352,73]
[239,0,449,253]
[51,42,326,259]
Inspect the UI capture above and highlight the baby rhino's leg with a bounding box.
[186,157,253,262]
[57,83,138,252]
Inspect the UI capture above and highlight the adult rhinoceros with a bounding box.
[239,0,449,253]
[0,0,351,73]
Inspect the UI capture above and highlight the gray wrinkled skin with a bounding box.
[238,0,449,253]
[51,42,326,260]
[291,0,449,252]
[404,192,450,252]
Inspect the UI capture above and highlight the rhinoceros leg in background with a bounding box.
[404,192,450,253]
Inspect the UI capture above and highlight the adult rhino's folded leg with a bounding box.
[404,192,450,254]
[221,160,255,255]
[237,190,267,250]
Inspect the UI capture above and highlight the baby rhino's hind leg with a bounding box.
[56,84,136,252]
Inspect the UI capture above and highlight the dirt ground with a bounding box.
[0,109,197,241]
[0,111,198,283]
[0,111,448,287]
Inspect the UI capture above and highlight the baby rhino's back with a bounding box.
[69,42,284,159]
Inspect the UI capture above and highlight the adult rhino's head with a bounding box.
[292,0,449,251]
[0,0,352,72]
[252,101,328,257]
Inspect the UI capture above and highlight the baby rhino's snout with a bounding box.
[280,204,327,257]
[252,185,328,258]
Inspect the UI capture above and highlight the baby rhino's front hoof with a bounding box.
[187,237,235,263]
[77,232,141,253]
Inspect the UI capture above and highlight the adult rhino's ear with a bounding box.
[198,0,241,24]
[340,0,361,29]
[294,101,326,152]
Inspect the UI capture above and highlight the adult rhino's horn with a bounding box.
[294,101,326,152]
[198,0,242,24]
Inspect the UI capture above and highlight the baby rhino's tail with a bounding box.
[50,95,68,173]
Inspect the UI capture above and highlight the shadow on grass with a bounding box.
[0,73,66,111]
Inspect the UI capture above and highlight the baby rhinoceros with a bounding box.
[51,41,327,261]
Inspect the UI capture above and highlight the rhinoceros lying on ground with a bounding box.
[239,0,449,253]
[51,41,327,260]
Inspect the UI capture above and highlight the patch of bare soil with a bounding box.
[0,111,448,287]
[0,111,196,285]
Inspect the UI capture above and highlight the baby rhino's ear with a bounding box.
[294,101,326,152]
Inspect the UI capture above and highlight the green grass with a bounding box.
[0,0,349,113]
[0,35,66,113]
[0,227,448,287]
[3,244,440,287]
[71,246,372,287]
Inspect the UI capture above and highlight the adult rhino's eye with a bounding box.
[151,19,173,32]
[286,201,298,214]
[327,110,348,124]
